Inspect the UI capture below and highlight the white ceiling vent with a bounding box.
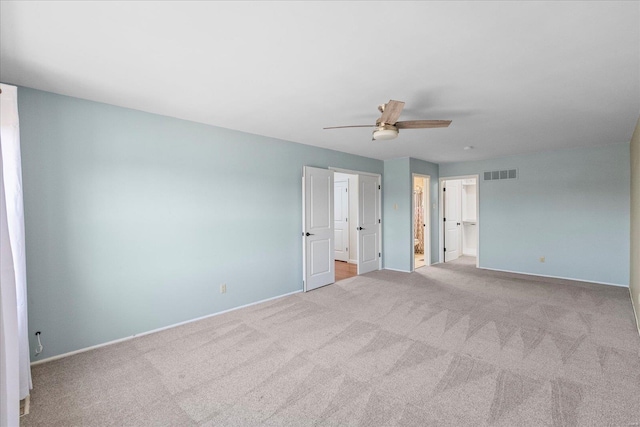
[484,169,517,181]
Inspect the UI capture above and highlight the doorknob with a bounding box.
[305,232,314,236]
[357,227,365,230]
[456,223,461,226]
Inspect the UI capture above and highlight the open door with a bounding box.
[444,180,461,262]
[333,179,349,262]
[357,174,380,274]
[303,166,335,291]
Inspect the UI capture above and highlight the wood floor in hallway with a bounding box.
[335,260,357,281]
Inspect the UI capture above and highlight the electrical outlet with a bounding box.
[539,256,545,263]
[220,284,227,294]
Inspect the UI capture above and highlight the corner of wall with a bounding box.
[630,289,640,336]
[629,116,640,335]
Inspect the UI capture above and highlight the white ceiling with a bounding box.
[1,1,638,163]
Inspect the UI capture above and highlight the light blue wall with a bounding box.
[382,158,411,271]
[440,143,630,286]
[410,158,440,265]
[382,157,439,271]
[18,87,383,359]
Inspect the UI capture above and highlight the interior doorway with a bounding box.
[335,260,357,281]
[439,175,479,266]
[334,172,358,280]
[412,174,430,270]
[303,166,381,291]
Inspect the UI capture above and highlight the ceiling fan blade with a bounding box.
[379,100,405,125]
[395,120,452,129]
[323,125,376,129]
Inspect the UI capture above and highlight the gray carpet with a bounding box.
[22,257,640,426]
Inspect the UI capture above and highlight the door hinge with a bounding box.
[346,188,348,192]
[443,188,446,192]
[346,247,348,251]
[378,185,381,190]
[378,219,381,223]
[443,217,446,222]
[444,248,447,252]
[379,252,381,257]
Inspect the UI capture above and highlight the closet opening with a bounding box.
[440,176,479,266]
[412,174,430,270]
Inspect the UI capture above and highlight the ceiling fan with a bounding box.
[324,100,451,140]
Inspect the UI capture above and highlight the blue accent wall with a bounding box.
[18,87,383,359]
[382,158,411,271]
[440,143,630,286]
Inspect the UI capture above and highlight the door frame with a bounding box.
[438,175,480,267]
[411,174,430,271]
[329,167,382,272]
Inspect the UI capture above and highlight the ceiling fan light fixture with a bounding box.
[324,99,451,140]
[372,124,398,140]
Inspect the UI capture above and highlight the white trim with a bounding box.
[31,289,303,366]
[302,174,306,291]
[329,167,380,178]
[479,266,628,288]
[630,288,640,337]
[348,259,357,264]
[439,175,480,268]
[383,267,412,273]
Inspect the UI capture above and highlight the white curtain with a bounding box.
[0,83,31,427]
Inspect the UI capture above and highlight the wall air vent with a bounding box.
[484,169,517,181]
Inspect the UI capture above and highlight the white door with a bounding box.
[358,174,380,274]
[444,180,461,262]
[334,180,349,262]
[303,166,335,291]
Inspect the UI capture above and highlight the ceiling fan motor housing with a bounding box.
[373,124,399,140]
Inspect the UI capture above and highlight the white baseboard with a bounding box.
[383,267,412,273]
[630,288,640,337]
[31,289,302,366]
[479,266,628,288]
[348,259,357,264]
